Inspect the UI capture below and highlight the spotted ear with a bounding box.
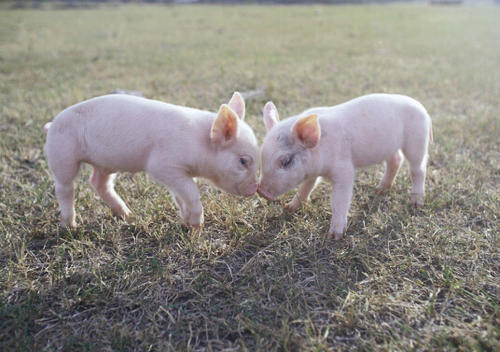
[292,114,320,148]
[227,92,245,120]
[211,104,239,147]
[263,101,279,131]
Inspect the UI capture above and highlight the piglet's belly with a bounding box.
[82,156,146,173]
[351,143,401,168]
[81,147,152,173]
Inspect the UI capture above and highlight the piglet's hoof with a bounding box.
[60,215,76,228]
[326,231,344,241]
[61,220,77,228]
[189,223,204,235]
[284,197,301,212]
[410,193,424,209]
[112,207,131,220]
[375,185,391,195]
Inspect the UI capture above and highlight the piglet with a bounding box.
[258,94,433,240]
[44,92,259,228]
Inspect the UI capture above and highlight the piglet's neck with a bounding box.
[184,115,219,180]
[190,149,219,180]
[308,143,330,179]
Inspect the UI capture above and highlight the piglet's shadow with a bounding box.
[346,182,424,242]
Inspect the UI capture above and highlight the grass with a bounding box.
[0,3,499,351]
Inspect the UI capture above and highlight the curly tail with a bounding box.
[43,122,52,133]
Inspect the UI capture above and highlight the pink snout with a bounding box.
[239,183,258,197]
[245,183,259,197]
[257,185,274,201]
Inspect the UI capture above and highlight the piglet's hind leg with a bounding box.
[377,150,403,193]
[403,148,428,208]
[90,168,131,219]
[409,159,427,208]
[51,161,80,227]
[56,182,76,227]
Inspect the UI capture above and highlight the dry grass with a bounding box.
[0,3,499,351]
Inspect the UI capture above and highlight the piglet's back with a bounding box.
[47,94,213,173]
[327,94,429,168]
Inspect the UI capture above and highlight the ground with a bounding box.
[0,3,499,351]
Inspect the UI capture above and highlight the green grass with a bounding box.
[1,3,499,351]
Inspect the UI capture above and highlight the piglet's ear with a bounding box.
[263,101,280,131]
[292,114,320,148]
[211,104,239,147]
[228,92,245,121]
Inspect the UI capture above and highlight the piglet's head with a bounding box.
[209,92,259,197]
[258,101,321,200]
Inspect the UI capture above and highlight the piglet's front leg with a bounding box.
[327,166,355,240]
[152,171,204,228]
[172,180,204,228]
[285,177,318,212]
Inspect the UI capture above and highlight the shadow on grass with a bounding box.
[10,179,494,350]
[11,210,375,350]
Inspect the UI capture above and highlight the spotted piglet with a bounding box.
[258,94,432,240]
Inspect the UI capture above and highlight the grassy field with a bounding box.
[1,3,499,351]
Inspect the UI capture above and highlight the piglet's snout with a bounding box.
[248,183,258,196]
[257,185,274,201]
[238,182,258,197]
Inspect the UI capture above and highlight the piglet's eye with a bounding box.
[240,157,248,166]
[281,155,294,169]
